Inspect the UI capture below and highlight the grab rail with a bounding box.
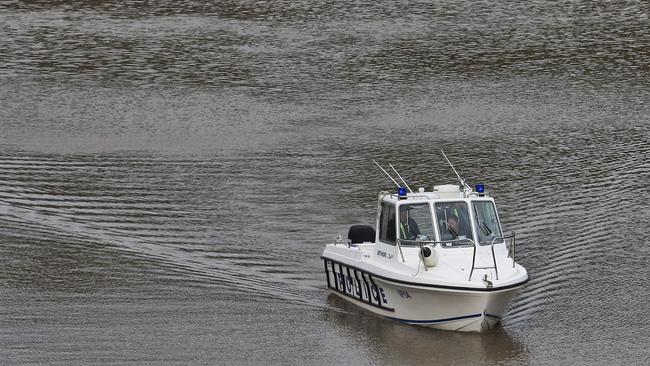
[469,237,496,281]
[397,238,441,246]
[402,238,486,281]
[397,238,440,272]
[398,233,517,282]
[508,232,517,268]
[469,233,517,281]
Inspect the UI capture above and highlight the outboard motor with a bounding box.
[348,225,376,244]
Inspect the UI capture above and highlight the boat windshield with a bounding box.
[472,201,503,245]
[398,203,435,245]
[435,202,474,245]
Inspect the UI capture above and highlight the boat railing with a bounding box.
[398,238,478,272]
[400,233,517,281]
[397,238,442,271]
[469,233,517,281]
[397,238,441,246]
[505,232,517,268]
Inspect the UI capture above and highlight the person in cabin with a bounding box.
[399,206,420,240]
[451,203,472,237]
[444,215,460,239]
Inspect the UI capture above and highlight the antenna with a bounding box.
[440,150,472,192]
[389,163,413,193]
[372,160,400,188]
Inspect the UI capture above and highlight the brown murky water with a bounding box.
[1,1,649,364]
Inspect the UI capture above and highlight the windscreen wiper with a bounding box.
[474,205,492,236]
[447,225,459,238]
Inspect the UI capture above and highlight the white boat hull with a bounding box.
[324,257,526,332]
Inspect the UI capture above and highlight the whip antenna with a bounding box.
[372,160,400,188]
[440,150,471,192]
[389,163,413,193]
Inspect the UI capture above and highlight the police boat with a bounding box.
[321,153,529,332]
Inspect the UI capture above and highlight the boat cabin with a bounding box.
[374,184,504,248]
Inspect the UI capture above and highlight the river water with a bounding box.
[1,1,648,365]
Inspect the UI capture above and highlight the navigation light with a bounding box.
[398,187,407,199]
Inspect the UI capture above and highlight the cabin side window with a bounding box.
[435,202,474,244]
[379,202,396,245]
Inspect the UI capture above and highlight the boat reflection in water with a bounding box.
[325,294,528,364]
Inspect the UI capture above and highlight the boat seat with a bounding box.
[348,225,376,244]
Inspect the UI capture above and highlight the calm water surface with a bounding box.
[1,1,649,364]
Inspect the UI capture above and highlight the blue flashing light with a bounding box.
[398,187,407,198]
[476,184,485,193]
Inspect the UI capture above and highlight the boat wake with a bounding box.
[0,152,328,310]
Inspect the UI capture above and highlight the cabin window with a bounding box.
[379,202,396,244]
[472,201,503,245]
[435,202,474,243]
[398,204,435,245]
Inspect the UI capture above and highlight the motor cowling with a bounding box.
[348,225,376,244]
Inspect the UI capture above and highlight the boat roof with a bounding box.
[379,184,495,204]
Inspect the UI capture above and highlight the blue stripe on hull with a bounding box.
[388,313,483,325]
